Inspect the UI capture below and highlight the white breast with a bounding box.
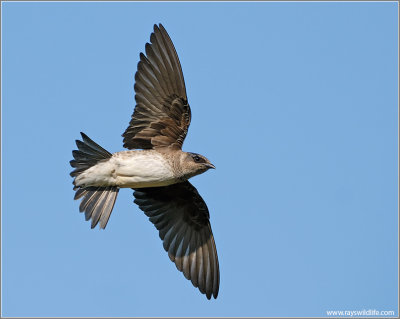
[74,150,177,189]
[112,151,176,188]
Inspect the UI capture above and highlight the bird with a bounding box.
[69,24,219,300]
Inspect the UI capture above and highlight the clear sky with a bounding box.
[2,1,398,317]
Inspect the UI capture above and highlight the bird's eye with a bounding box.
[193,155,201,162]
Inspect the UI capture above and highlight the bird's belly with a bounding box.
[113,152,177,188]
[74,151,177,188]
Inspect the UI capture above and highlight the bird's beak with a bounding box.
[205,163,216,169]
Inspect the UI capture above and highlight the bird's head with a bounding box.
[180,152,215,179]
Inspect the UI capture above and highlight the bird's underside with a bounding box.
[74,149,180,189]
[70,24,219,299]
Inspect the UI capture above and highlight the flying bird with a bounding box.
[69,24,219,299]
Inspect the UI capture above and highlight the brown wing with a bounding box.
[133,181,219,299]
[122,24,191,150]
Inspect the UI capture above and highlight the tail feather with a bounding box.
[77,186,118,229]
[99,189,119,227]
[70,133,119,229]
[70,132,112,178]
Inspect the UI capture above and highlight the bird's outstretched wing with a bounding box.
[123,24,191,150]
[133,181,219,299]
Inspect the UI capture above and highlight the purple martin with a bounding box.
[70,24,219,299]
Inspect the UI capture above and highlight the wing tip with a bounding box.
[80,131,88,139]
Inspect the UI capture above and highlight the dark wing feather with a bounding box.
[133,181,219,299]
[123,24,191,150]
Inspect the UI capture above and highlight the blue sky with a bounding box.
[2,1,398,317]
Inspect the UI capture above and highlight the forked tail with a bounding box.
[70,132,119,229]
